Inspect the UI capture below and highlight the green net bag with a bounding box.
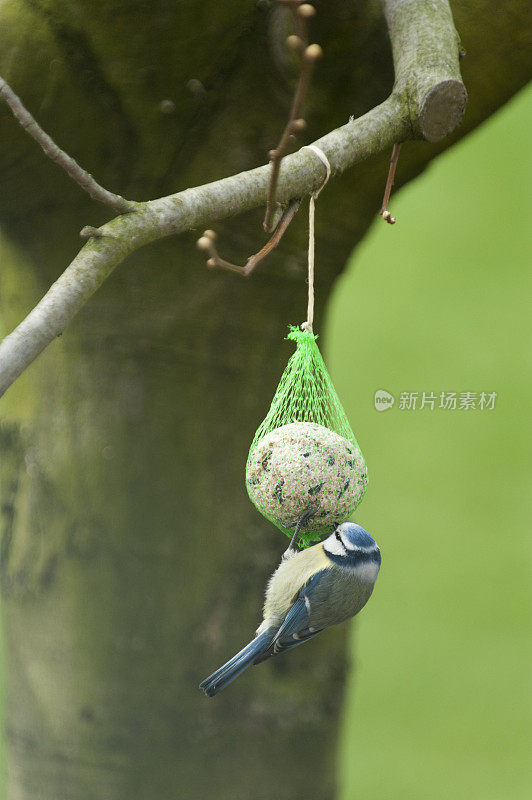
[245,326,368,546]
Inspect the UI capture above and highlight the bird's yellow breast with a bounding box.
[262,544,331,626]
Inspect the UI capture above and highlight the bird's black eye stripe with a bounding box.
[335,531,342,542]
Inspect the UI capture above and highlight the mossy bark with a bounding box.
[0,237,349,799]
[0,1,530,798]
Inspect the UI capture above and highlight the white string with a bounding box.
[300,145,331,333]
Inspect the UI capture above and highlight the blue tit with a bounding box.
[200,522,381,697]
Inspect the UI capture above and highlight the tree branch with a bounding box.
[0,0,465,397]
[383,0,467,142]
[0,77,135,214]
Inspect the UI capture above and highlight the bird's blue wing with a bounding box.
[273,597,309,640]
[253,627,321,663]
[273,569,328,641]
[253,570,330,664]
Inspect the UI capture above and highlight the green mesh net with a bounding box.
[245,326,368,545]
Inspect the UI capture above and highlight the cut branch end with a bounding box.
[419,80,467,142]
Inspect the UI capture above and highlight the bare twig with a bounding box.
[197,199,301,277]
[380,142,402,224]
[263,2,322,232]
[0,76,135,214]
[0,0,467,397]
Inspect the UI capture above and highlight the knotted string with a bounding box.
[299,145,331,333]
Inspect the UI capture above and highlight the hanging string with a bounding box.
[299,145,331,332]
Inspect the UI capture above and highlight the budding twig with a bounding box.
[0,76,135,214]
[263,2,322,232]
[380,142,402,224]
[197,199,301,277]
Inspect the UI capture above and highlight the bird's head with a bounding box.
[323,522,381,582]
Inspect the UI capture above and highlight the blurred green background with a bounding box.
[0,84,530,799]
[328,84,531,799]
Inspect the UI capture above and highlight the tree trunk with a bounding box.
[0,1,529,798]
[0,235,348,799]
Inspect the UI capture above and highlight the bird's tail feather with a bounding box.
[200,630,275,697]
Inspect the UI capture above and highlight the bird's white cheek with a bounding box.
[323,538,345,557]
[352,561,380,583]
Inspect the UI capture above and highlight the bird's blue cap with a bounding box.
[324,522,381,574]
[337,522,378,550]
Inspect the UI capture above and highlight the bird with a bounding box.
[200,522,381,697]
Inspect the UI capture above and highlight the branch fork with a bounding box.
[197,200,301,277]
[0,77,135,214]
